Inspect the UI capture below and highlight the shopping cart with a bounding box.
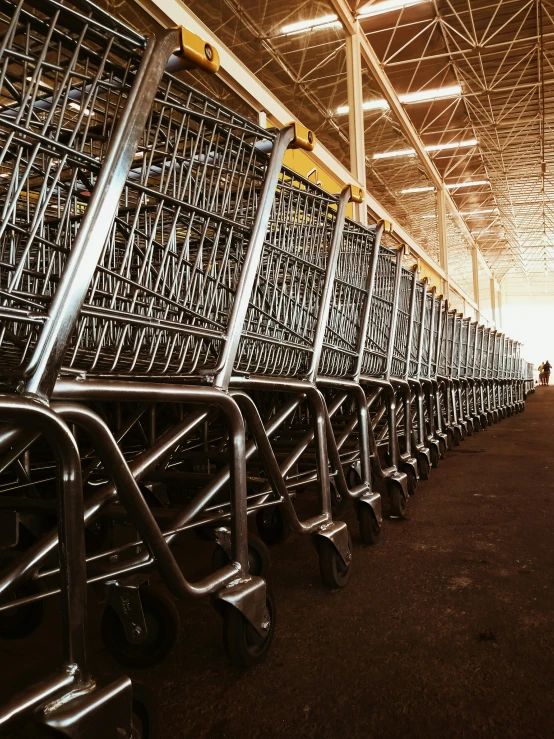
[359,239,411,515]
[418,285,449,461]
[249,214,386,547]
[390,264,431,483]
[408,278,444,469]
[0,0,224,732]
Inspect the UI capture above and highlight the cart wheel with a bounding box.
[256,507,290,546]
[85,516,112,555]
[465,421,473,436]
[446,428,454,451]
[222,587,275,667]
[389,482,407,518]
[212,534,270,579]
[317,532,352,589]
[0,552,43,640]
[453,427,462,446]
[439,437,447,459]
[480,414,487,430]
[472,418,481,433]
[194,525,217,542]
[430,445,440,469]
[101,587,179,668]
[418,454,431,481]
[357,503,380,546]
[131,682,158,739]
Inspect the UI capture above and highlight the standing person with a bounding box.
[542,359,552,385]
[538,362,544,385]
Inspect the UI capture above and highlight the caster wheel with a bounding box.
[256,506,291,546]
[131,683,158,739]
[406,466,418,495]
[487,412,494,426]
[472,418,480,433]
[418,454,431,481]
[317,533,352,589]
[480,414,487,430]
[438,437,447,459]
[101,587,180,668]
[85,516,112,554]
[389,482,407,518]
[357,503,380,546]
[465,421,473,436]
[430,445,440,469]
[194,525,217,541]
[0,551,43,640]
[453,427,462,446]
[446,428,454,451]
[222,587,275,667]
[212,534,270,579]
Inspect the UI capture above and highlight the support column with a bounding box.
[345,28,367,225]
[472,247,480,321]
[490,277,497,326]
[437,188,449,299]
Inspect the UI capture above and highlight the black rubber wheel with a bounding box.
[131,682,158,739]
[487,412,494,426]
[101,587,180,668]
[194,525,217,542]
[446,428,454,451]
[389,482,407,518]
[0,552,43,640]
[418,453,431,481]
[317,532,352,589]
[357,503,380,546]
[472,418,481,433]
[439,437,447,459]
[256,506,290,546]
[465,420,473,436]
[222,587,275,667]
[430,445,440,469]
[480,413,488,430]
[85,516,112,555]
[453,427,462,446]
[212,534,270,579]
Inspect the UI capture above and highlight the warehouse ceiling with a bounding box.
[116,0,554,294]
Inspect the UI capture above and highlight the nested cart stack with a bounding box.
[0,1,529,736]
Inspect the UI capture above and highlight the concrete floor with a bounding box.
[2,387,554,738]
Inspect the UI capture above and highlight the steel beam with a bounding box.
[328,0,494,285]
[138,0,480,313]
[345,28,367,225]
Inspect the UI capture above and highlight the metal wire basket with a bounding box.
[361,246,397,377]
[0,0,147,380]
[318,219,377,378]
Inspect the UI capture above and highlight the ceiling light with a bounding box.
[425,138,477,152]
[400,85,462,104]
[336,84,462,115]
[373,147,416,160]
[69,101,92,116]
[358,0,430,19]
[446,179,489,189]
[373,137,477,160]
[281,14,340,35]
[401,186,434,194]
[460,208,498,216]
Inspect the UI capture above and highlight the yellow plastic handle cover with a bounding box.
[176,27,220,73]
[289,123,316,151]
[348,186,365,204]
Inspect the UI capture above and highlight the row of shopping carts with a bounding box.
[0,0,530,736]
